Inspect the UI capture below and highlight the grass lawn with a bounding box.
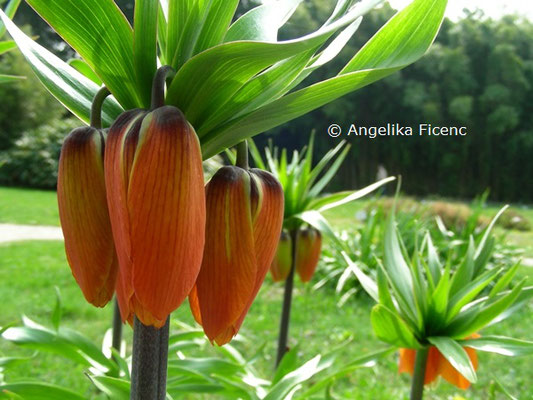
[0,187,532,399]
[0,241,532,399]
[0,187,59,226]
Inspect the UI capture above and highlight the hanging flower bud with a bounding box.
[296,228,322,282]
[190,166,283,345]
[105,106,206,328]
[57,126,118,307]
[270,231,292,282]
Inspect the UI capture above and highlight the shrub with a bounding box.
[0,118,79,189]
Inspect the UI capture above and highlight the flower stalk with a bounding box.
[111,298,122,355]
[90,86,111,129]
[275,228,298,367]
[410,348,429,400]
[130,317,170,400]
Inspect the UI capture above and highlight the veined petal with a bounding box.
[195,166,257,342]
[58,127,117,307]
[230,169,284,338]
[296,228,322,282]
[105,109,146,321]
[127,106,205,327]
[270,231,292,282]
[398,347,440,385]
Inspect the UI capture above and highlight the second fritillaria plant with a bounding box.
[345,202,533,399]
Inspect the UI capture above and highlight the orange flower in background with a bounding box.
[296,228,322,282]
[105,106,205,328]
[399,334,481,389]
[190,166,284,345]
[57,127,118,307]
[270,231,292,282]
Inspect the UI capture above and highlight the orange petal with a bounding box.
[296,228,322,282]
[195,166,257,342]
[230,169,284,337]
[126,106,205,326]
[189,285,202,325]
[398,347,440,385]
[57,127,118,307]
[105,109,146,321]
[438,345,478,390]
[270,231,292,282]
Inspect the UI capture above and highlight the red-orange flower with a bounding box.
[295,228,322,282]
[399,334,481,389]
[190,166,284,345]
[105,106,205,328]
[270,231,291,282]
[57,127,118,307]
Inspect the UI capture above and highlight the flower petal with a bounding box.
[270,231,292,282]
[58,127,117,307]
[195,166,257,342]
[296,228,322,282]
[105,109,146,322]
[127,106,206,326]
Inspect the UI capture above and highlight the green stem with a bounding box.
[130,317,170,400]
[151,65,176,109]
[236,140,249,169]
[111,298,122,355]
[90,86,111,129]
[275,228,298,367]
[410,347,429,400]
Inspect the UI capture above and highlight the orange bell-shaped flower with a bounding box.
[399,334,481,389]
[270,231,292,282]
[57,127,118,307]
[190,166,284,345]
[105,106,206,328]
[295,228,322,282]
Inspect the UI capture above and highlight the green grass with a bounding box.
[0,187,59,226]
[0,240,532,399]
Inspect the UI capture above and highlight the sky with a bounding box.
[387,0,533,20]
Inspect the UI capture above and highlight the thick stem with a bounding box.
[410,347,429,400]
[275,228,298,367]
[151,66,176,109]
[90,86,111,129]
[130,317,170,400]
[236,140,249,169]
[111,298,122,354]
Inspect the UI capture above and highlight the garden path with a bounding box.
[0,223,63,243]
[1,223,533,268]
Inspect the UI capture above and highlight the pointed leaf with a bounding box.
[428,336,477,384]
[459,336,533,357]
[0,11,123,125]
[67,59,102,85]
[371,304,420,348]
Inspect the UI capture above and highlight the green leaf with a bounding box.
[446,268,502,323]
[88,376,129,400]
[428,336,477,384]
[194,0,239,54]
[294,347,394,399]
[342,252,378,302]
[0,39,16,54]
[0,383,85,400]
[308,144,351,198]
[265,355,332,400]
[26,0,140,109]
[447,279,526,338]
[133,0,158,107]
[316,177,395,211]
[0,11,123,125]
[459,336,533,357]
[0,0,21,37]
[225,0,301,42]
[67,59,102,85]
[273,347,300,384]
[0,73,23,83]
[168,4,369,129]
[201,0,446,158]
[474,206,508,274]
[371,304,420,348]
[489,261,520,297]
[448,236,475,297]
